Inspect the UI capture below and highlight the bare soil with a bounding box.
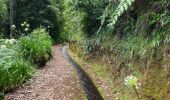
[6,45,85,100]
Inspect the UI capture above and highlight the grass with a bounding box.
[68,42,148,100]
[68,43,116,99]
[69,32,170,99]
[0,58,35,91]
[85,61,140,100]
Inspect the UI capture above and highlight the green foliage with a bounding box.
[0,0,8,36]
[73,0,108,36]
[19,28,52,65]
[60,0,85,41]
[0,0,63,39]
[0,40,35,92]
[66,1,170,98]
[0,0,7,20]
[13,0,51,27]
[45,0,63,42]
[0,28,52,93]
[107,0,135,28]
[71,0,135,36]
[0,0,169,98]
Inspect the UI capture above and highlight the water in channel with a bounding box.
[62,46,104,100]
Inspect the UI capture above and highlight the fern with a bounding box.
[97,0,135,34]
[108,0,135,28]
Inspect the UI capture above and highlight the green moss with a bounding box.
[141,60,169,99]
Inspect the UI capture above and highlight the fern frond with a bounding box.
[108,0,135,28]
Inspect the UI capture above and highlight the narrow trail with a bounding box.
[6,45,85,100]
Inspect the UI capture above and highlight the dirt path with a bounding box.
[6,45,85,100]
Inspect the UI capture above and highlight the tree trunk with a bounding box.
[10,0,14,38]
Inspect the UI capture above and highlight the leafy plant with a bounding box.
[0,42,35,92]
[19,28,52,66]
[108,0,135,28]
[0,28,52,94]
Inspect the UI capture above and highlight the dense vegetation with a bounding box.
[0,0,170,99]
[60,0,170,99]
[0,28,52,98]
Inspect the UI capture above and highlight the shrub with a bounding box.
[19,28,52,66]
[0,28,52,94]
[0,44,35,92]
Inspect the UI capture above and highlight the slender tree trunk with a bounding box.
[10,0,14,38]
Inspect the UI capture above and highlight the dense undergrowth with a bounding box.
[60,0,170,99]
[0,28,52,99]
[19,28,52,66]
